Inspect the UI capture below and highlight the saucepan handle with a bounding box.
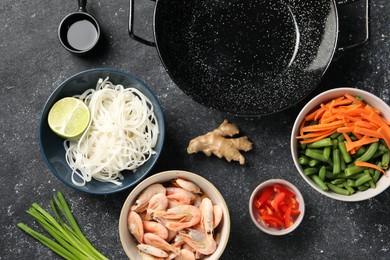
[128,0,156,46]
[78,0,87,12]
[336,0,370,51]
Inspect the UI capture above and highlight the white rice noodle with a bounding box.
[64,77,159,186]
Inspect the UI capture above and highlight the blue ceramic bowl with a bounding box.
[39,68,165,194]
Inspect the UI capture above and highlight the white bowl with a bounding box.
[249,179,305,236]
[291,87,390,202]
[119,170,230,259]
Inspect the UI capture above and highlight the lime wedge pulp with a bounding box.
[48,97,90,139]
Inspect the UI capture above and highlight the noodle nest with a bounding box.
[64,77,159,186]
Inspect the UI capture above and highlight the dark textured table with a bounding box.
[2,0,390,259]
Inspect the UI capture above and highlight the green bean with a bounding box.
[311,175,328,191]
[298,156,310,165]
[319,166,326,181]
[337,134,346,142]
[372,162,383,183]
[340,154,346,171]
[356,142,379,162]
[304,167,319,176]
[330,132,341,139]
[345,165,364,176]
[333,148,341,174]
[350,135,358,141]
[382,151,390,169]
[378,143,388,152]
[343,182,355,194]
[354,146,366,157]
[372,170,381,183]
[299,143,307,150]
[323,146,331,161]
[331,179,344,185]
[325,170,337,180]
[372,150,385,159]
[309,159,320,167]
[326,183,350,196]
[357,185,370,191]
[346,179,356,187]
[338,141,352,163]
[332,139,338,149]
[344,172,368,180]
[355,173,372,187]
[305,149,330,163]
[368,179,375,189]
[307,138,333,148]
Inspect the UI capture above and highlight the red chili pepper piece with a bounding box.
[273,184,296,198]
[255,186,274,208]
[270,191,285,213]
[261,214,284,228]
[284,203,293,228]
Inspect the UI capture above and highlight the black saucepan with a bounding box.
[129,0,369,116]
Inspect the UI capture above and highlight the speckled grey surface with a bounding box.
[1,0,390,259]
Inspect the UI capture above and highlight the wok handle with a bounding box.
[337,0,370,52]
[128,0,156,46]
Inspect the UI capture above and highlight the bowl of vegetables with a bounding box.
[249,179,305,236]
[39,68,165,195]
[119,170,230,259]
[291,87,390,201]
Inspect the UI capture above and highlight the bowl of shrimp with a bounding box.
[118,170,230,259]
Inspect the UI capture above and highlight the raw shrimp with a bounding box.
[172,178,202,194]
[179,229,217,255]
[166,187,197,205]
[131,184,166,213]
[143,233,180,255]
[199,198,214,236]
[138,251,165,260]
[166,229,178,243]
[152,205,201,231]
[213,205,223,229]
[137,244,168,258]
[181,243,201,259]
[176,249,196,260]
[146,193,169,220]
[143,220,169,240]
[128,211,144,244]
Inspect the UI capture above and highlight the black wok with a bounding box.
[129,0,369,116]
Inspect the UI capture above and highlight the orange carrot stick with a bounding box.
[304,107,325,121]
[299,129,338,144]
[354,120,377,129]
[378,126,390,149]
[361,112,387,128]
[342,133,356,154]
[301,121,344,132]
[354,127,382,138]
[345,136,379,152]
[345,93,364,105]
[337,126,354,133]
[355,161,386,175]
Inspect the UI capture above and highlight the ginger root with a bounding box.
[187,120,253,164]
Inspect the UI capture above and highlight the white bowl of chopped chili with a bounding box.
[291,88,390,201]
[249,179,305,236]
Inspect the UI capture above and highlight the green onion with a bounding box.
[17,191,108,260]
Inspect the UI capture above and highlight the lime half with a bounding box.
[48,97,90,139]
